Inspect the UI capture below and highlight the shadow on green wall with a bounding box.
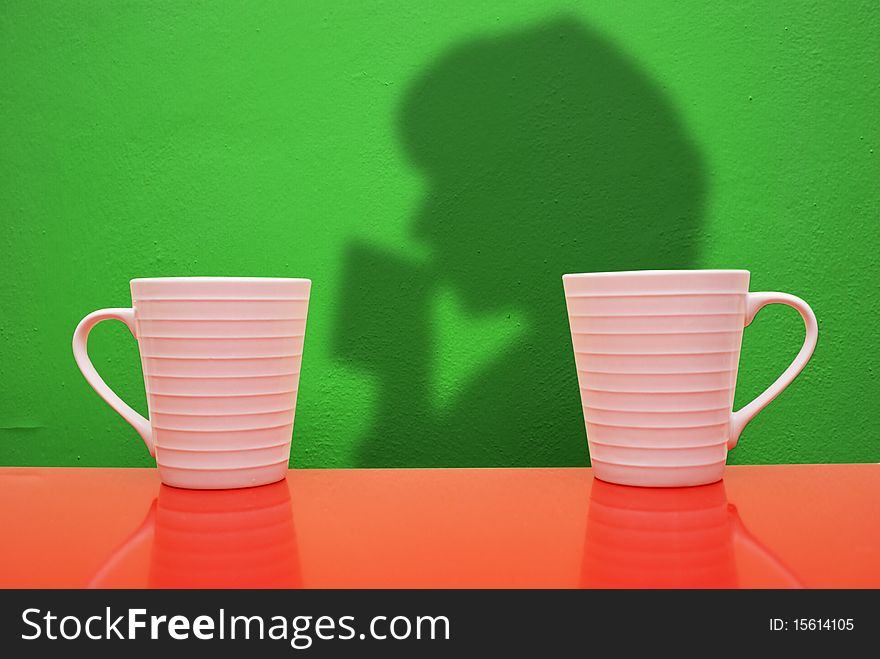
[334,17,706,467]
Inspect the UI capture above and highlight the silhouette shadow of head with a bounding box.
[335,17,705,467]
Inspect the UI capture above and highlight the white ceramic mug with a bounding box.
[563,270,817,487]
[73,277,311,489]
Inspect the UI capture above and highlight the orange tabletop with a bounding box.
[0,464,877,589]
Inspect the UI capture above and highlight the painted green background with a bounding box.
[1,1,877,469]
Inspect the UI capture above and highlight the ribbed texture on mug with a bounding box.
[131,279,310,489]
[564,272,748,487]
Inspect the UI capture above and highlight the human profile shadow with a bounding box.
[334,17,706,467]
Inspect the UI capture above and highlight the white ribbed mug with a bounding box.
[73,277,311,489]
[563,270,817,487]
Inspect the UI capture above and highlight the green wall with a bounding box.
[2,1,877,468]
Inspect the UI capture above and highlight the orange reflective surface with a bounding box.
[0,464,878,588]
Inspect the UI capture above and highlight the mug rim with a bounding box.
[562,269,749,280]
[130,276,311,284]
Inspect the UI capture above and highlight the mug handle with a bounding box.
[72,308,154,456]
[88,499,157,588]
[728,503,803,588]
[728,292,818,449]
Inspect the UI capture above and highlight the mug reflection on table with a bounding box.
[580,479,802,588]
[90,480,300,588]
